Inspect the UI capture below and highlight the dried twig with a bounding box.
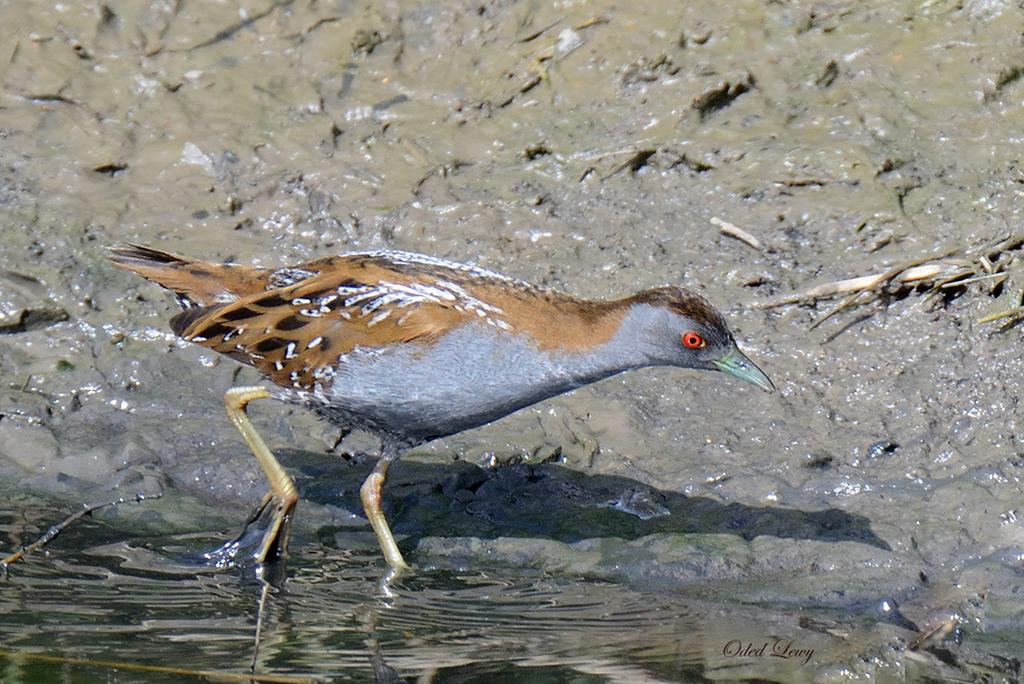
[182,0,295,52]
[908,617,959,651]
[754,234,1024,329]
[0,647,312,683]
[1,492,161,569]
[980,306,1024,324]
[756,257,968,310]
[574,16,609,31]
[979,285,1024,327]
[711,216,762,250]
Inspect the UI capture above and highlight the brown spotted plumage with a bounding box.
[110,243,772,576]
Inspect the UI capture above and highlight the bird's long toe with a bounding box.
[205,492,296,568]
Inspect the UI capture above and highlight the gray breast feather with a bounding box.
[316,323,586,443]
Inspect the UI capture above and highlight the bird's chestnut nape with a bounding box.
[681,331,706,349]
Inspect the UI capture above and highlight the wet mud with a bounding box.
[2,0,1024,679]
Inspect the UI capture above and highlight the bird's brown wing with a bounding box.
[173,261,504,390]
[113,246,624,382]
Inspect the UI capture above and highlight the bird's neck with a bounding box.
[549,302,660,386]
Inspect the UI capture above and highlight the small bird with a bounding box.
[109,244,773,573]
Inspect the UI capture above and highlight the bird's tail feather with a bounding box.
[108,243,268,308]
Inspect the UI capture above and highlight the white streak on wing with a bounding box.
[307,336,323,349]
[367,309,392,326]
[436,280,504,314]
[382,281,444,303]
[285,342,297,359]
[270,268,316,288]
[412,283,456,301]
[349,250,516,283]
[344,290,379,307]
[360,292,404,315]
[312,365,335,380]
[318,269,516,332]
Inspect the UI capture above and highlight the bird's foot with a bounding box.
[205,492,295,575]
[376,561,413,598]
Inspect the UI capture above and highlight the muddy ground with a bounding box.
[2,0,1024,680]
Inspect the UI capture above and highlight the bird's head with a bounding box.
[624,287,774,392]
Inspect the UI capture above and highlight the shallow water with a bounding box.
[0,503,900,682]
[0,524,721,681]
[0,496,1015,682]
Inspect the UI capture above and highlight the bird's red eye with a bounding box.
[682,332,705,349]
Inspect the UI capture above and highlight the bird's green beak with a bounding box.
[713,348,775,393]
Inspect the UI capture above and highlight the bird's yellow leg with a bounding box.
[359,444,411,573]
[224,386,299,564]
